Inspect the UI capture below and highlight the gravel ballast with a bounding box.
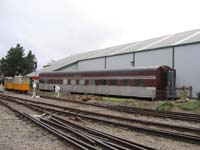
[0,103,73,150]
[12,93,199,129]
[2,92,200,150]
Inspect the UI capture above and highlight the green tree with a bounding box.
[0,44,37,77]
[24,50,37,75]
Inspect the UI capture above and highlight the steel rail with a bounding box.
[40,118,130,150]
[110,105,200,121]
[1,94,200,134]
[23,113,99,150]
[40,95,200,120]
[115,105,200,118]
[2,93,200,122]
[14,96,200,133]
[40,118,96,145]
[9,99,200,144]
[19,102,200,145]
[0,96,155,150]
[50,116,155,150]
[0,100,96,150]
[1,94,200,145]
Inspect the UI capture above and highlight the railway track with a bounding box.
[0,95,156,150]
[3,92,200,122]
[1,94,200,134]
[40,95,200,122]
[0,93,200,145]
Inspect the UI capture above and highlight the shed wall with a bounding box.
[174,43,200,97]
[135,48,173,67]
[106,53,134,69]
[78,57,105,70]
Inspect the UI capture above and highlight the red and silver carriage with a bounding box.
[39,66,175,99]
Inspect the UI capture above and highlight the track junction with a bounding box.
[0,92,199,150]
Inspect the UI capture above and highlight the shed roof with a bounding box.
[25,70,41,77]
[41,28,200,72]
[40,65,168,76]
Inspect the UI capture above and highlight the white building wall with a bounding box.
[78,57,105,70]
[175,43,200,97]
[106,53,134,69]
[135,48,173,67]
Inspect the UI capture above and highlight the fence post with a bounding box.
[152,89,154,101]
[189,86,193,98]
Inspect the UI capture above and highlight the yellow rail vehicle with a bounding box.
[4,76,30,93]
[4,77,13,90]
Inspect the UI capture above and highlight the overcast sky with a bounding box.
[1,0,200,69]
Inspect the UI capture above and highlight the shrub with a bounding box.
[156,102,174,111]
[179,100,200,111]
[180,86,188,100]
[197,92,200,100]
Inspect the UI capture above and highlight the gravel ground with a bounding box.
[0,102,74,150]
[3,92,200,150]
[11,93,200,129]
[75,119,200,150]
[28,101,199,136]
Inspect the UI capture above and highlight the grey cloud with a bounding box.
[1,0,200,69]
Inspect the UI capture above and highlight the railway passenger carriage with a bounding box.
[39,66,176,99]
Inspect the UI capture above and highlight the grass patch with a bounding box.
[101,97,139,106]
[102,97,133,102]
[156,102,174,111]
[178,100,200,111]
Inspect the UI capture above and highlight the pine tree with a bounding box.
[0,44,37,77]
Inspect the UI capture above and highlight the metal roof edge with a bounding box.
[76,41,200,62]
[40,66,164,74]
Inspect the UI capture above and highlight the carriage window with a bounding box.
[98,80,107,85]
[88,80,95,85]
[71,80,76,85]
[135,79,144,86]
[58,80,63,84]
[52,80,55,84]
[52,80,56,84]
[39,79,44,83]
[63,80,67,84]
[79,80,85,85]
[44,79,48,84]
[51,79,62,84]
[47,80,51,84]
[121,80,130,86]
[109,80,117,85]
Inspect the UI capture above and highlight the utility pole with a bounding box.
[0,75,3,87]
[34,58,37,78]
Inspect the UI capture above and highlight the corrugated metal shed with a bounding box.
[40,28,200,72]
[25,70,41,77]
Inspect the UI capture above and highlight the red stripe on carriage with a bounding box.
[40,71,156,78]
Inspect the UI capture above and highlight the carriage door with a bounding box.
[166,70,176,98]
